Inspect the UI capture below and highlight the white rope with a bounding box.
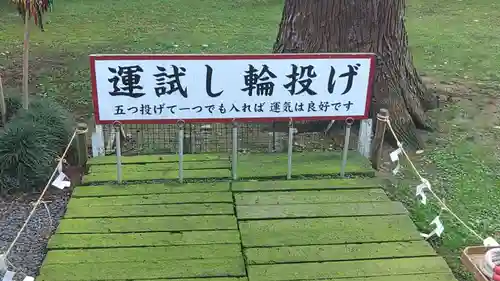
[2,128,80,258]
[377,115,484,242]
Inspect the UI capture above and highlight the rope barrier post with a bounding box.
[287,119,293,180]
[231,120,238,180]
[75,123,88,171]
[114,122,123,183]
[178,121,185,183]
[340,118,354,177]
[371,108,389,170]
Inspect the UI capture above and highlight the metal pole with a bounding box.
[232,121,238,180]
[340,118,354,177]
[178,122,184,183]
[272,121,276,152]
[287,119,293,180]
[115,123,122,183]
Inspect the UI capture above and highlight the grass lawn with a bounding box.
[1,0,499,280]
[0,0,282,116]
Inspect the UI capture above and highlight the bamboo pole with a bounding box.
[371,108,389,170]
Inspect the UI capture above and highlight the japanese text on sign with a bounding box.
[90,53,375,124]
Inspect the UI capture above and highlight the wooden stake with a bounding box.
[75,123,89,169]
[371,108,389,170]
[22,10,30,110]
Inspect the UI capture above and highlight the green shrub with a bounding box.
[19,98,76,147]
[1,96,22,126]
[0,97,75,193]
[0,174,20,194]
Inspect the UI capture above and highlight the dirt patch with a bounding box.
[423,76,499,108]
[425,77,500,129]
[422,76,479,97]
[377,76,500,173]
[0,52,92,121]
[0,55,67,90]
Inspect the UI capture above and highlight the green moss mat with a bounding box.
[67,192,233,209]
[138,279,247,281]
[234,189,389,205]
[231,178,380,192]
[245,241,435,265]
[42,154,451,281]
[89,160,230,173]
[239,215,421,247]
[44,244,242,264]
[66,203,235,218]
[246,257,451,281]
[48,230,241,249]
[56,215,237,234]
[83,168,230,183]
[237,151,369,164]
[73,182,230,197]
[89,154,229,165]
[237,164,374,178]
[135,279,247,281]
[236,151,374,178]
[236,202,406,219]
[85,151,373,182]
[255,275,457,281]
[38,257,246,280]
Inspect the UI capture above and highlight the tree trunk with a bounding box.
[273,0,436,150]
[22,9,30,110]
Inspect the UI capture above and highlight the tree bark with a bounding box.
[273,0,436,150]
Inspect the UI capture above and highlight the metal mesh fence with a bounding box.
[97,121,362,156]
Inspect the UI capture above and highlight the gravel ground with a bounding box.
[0,188,72,280]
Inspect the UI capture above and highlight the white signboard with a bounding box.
[90,53,375,124]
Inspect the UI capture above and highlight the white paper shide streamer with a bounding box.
[0,254,6,274]
[1,270,34,281]
[389,145,403,175]
[1,271,14,281]
[0,255,35,281]
[416,178,431,205]
[421,216,445,239]
[484,237,500,247]
[51,162,71,190]
[380,116,498,245]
